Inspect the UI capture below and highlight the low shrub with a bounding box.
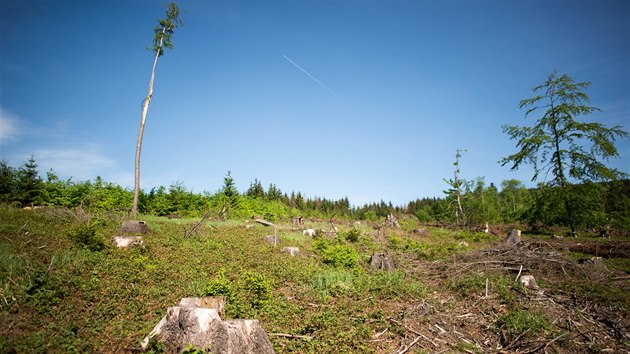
[202,269,236,303]
[321,244,360,268]
[68,224,106,251]
[239,271,273,309]
[341,228,361,243]
[496,309,552,344]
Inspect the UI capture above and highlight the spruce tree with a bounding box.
[501,71,628,234]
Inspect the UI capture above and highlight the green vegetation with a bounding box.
[496,309,553,344]
[1,147,629,236]
[1,204,628,352]
[501,71,628,234]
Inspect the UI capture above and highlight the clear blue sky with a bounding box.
[1,0,629,206]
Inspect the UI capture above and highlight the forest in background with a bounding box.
[1,156,628,235]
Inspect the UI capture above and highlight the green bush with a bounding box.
[313,238,361,268]
[388,235,404,250]
[68,224,106,252]
[321,244,360,268]
[341,228,361,243]
[239,271,273,309]
[203,269,236,303]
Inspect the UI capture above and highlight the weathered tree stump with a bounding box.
[179,296,226,319]
[141,297,274,353]
[505,229,522,247]
[518,275,539,290]
[282,247,299,256]
[413,228,428,236]
[112,236,144,249]
[369,252,395,272]
[385,214,400,228]
[264,235,279,246]
[303,229,316,237]
[121,220,148,234]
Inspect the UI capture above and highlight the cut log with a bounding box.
[264,235,279,246]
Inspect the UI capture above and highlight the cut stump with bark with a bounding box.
[141,297,274,353]
[370,252,395,272]
[112,236,144,249]
[505,229,522,247]
[121,220,148,234]
[282,247,300,256]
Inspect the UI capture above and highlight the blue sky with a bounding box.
[1,0,628,206]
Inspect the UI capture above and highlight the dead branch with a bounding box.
[185,209,213,238]
[254,219,277,228]
[268,333,312,340]
[524,332,570,354]
[396,335,423,354]
[387,317,438,348]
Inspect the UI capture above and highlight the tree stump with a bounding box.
[121,220,148,234]
[179,296,226,319]
[282,247,300,256]
[385,214,400,228]
[369,252,395,272]
[112,236,144,249]
[505,229,521,247]
[141,298,274,353]
[303,229,316,237]
[264,235,279,246]
[518,275,539,290]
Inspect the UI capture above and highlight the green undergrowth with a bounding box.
[0,206,627,353]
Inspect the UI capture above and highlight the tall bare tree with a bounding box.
[132,3,183,216]
[444,148,467,224]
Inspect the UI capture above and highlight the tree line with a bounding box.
[1,156,628,234]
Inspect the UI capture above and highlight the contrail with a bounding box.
[282,54,345,103]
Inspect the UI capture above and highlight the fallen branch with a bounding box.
[396,335,423,354]
[269,333,312,340]
[185,209,213,238]
[514,264,523,282]
[524,331,570,354]
[18,221,30,233]
[254,219,277,228]
[372,328,388,339]
[47,256,55,273]
[387,317,438,348]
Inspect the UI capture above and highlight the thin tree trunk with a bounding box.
[549,105,576,236]
[454,151,465,224]
[131,31,165,216]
